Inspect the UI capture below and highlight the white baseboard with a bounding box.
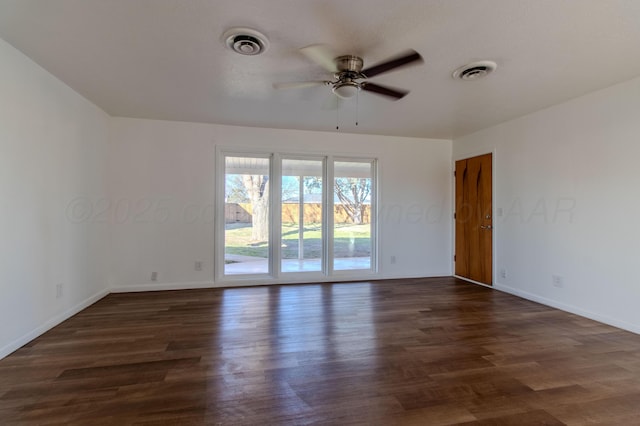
[0,288,110,360]
[453,275,493,288]
[111,274,453,292]
[382,272,453,281]
[110,281,215,293]
[494,282,640,335]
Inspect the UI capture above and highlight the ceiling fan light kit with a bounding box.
[332,81,360,99]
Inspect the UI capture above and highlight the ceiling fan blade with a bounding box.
[361,82,409,100]
[273,81,328,90]
[361,50,423,78]
[300,44,338,73]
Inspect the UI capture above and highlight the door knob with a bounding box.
[480,225,492,230]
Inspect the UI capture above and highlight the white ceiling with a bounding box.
[1,0,639,139]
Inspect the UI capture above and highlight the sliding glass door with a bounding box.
[218,151,376,280]
[223,155,270,275]
[281,158,324,273]
[333,160,373,271]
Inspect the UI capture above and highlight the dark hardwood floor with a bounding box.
[2,277,640,425]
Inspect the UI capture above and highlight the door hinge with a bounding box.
[454,212,456,219]
[454,171,456,177]
[454,255,456,261]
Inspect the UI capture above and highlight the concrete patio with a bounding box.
[225,254,371,274]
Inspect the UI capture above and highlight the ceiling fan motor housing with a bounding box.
[335,55,364,73]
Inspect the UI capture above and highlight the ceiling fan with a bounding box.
[274,45,423,101]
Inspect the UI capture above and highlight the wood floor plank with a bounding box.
[1,277,640,425]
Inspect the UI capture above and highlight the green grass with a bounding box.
[225,222,371,259]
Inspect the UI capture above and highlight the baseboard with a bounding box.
[0,288,110,360]
[111,273,453,293]
[109,281,215,293]
[494,282,640,335]
[453,275,493,288]
[382,272,453,280]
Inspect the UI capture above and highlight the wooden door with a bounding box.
[455,153,492,285]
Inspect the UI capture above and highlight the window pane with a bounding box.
[224,156,269,275]
[281,159,323,273]
[333,161,372,271]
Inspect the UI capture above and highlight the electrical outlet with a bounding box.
[499,268,507,279]
[56,283,63,299]
[552,275,564,288]
[390,256,397,264]
[195,261,203,271]
[151,272,158,282]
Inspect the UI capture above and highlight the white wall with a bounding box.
[109,118,452,290]
[0,39,111,358]
[454,76,640,333]
[3,25,638,363]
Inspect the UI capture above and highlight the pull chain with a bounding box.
[356,89,359,126]
[336,95,339,130]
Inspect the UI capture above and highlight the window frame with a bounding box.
[215,146,378,285]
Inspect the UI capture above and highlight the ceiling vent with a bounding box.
[452,61,497,81]
[223,27,269,55]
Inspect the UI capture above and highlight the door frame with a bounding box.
[452,148,497,288]
[214,145,380,287]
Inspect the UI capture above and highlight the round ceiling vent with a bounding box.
[223,27,269,55]
[452,61,497,81]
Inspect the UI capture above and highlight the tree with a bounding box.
[334,178,370,224]
[305,177,371,224]
[225,175,249,203]
[242,175,269,242]
[281,175,300,203]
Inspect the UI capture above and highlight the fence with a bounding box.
[225,203,370,224]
